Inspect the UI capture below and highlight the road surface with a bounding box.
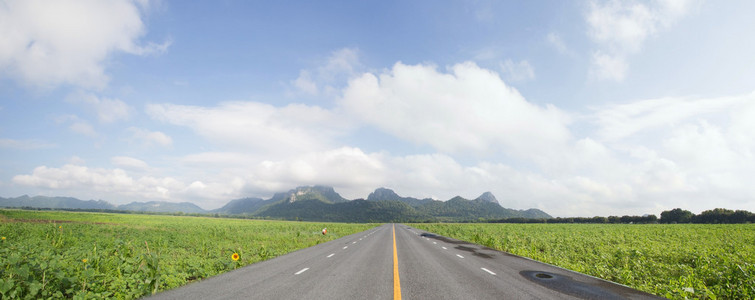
[148,224,660,299]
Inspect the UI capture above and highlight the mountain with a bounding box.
[519,208,552,219]
[267,185,348,204]
[363,188,547,220]
[254,186,348,217]
[0,195,115,210]
[0,196,205,214]
[256,198,427,222]
[212,197,266,215]
[366,187,434,206]
[366,187,402,201]
[116,201,206,214]
[0,186,551,222]
[414,195,546,220]
[253,187,550,222]
[475,192,499,204]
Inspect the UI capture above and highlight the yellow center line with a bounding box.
[393,224,402,300]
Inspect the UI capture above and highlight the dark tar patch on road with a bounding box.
[454,245,495,259]
[420,232,496,259]
[520,270,655,300]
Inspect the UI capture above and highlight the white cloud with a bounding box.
[66,91,132,123]
[546,32,569,55]
[111,156,149,170]
[338,61,570,156]
[0,148,612,214]
[589,51,628,81]
[0,0,168,89]
[0,138,55,150]
[256,147,386,191]
[14,93,755,216]
[472,46,502,61]
[593,94,748,141]
[55,115,97,137]
[228,148,664,215]
[126,127,173,147]
[292,70,318,95]
[290,48,361,96]
[69,122,97,137]
[585,0,697,81]
[587,0,656,53]
[500,59,535,82]
[146,101,348,156]
[320,48,360,80]
[13,164,179,201]
[584,92,755,213]
[9,46,753,216]
[10,163,237,207]
[69,156,86,165]
[128,149,534,209]
[165,148,387,201]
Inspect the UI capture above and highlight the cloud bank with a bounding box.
[339,62,570,156]
[0,0,168,89]
[10,57,755,216]
[586,0,698,81]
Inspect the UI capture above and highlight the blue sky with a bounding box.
[2,0,755,217]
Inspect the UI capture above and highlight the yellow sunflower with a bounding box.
[231,253,240,261]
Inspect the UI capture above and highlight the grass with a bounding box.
[0,209,377,299]
[4,209,753,299]
[411,223,755,299]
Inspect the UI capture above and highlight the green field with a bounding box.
[0,210,377,299]
[411,223,755,299]
[3,210,754,299]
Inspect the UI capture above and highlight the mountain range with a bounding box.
[0,195,206,214]
[0,186,551,222]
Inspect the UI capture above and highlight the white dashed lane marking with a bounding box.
[294,268,309,275]
[326,253,334,258]
[456,254,464,259]
[481,268,496,275]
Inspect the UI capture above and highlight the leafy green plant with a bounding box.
[1,209,377,299]
[411,223,755,299]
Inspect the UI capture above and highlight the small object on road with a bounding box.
[322,228,327,235]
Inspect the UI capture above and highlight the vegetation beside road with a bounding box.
[0,209,376,299]
[412,223,755,299]
[4,208,753,299]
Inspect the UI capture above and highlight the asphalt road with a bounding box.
[147,224,661,299]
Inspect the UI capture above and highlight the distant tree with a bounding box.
[694,208,736,224]
[730,210,751,223]
[660,208,694,223]
[643,214,658,223]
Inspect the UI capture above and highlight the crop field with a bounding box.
[0,210,377,299]
[411,223,755,299]
[3,210,753,300]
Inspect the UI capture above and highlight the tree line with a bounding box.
[7,206,755,224]
[489,215,658,224]
[659,208,755,224]
[488,208,755,224]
